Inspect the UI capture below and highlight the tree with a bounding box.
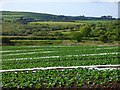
[99,35,108,43]
[72,32,82,42]
[80,26,91,37]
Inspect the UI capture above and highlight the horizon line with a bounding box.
[1,10,118,18]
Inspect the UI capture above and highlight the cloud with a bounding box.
[0,0,119,10]
[1,0,120,2]
[0,1,5,9]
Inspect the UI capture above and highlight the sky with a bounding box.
[1,0,119,18]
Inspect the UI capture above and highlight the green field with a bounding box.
[1,11,120,89]
[76,20,112,24]
[1,45,120,88]
[29,21,83,25]
[2,68,120,89]
[2,45,119,69]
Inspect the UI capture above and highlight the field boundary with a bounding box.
[1,65,120,72]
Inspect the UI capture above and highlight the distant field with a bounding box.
[29,20,111,26]
[76,20,112,24]
[29,21,83,27]
[30,21,81,24]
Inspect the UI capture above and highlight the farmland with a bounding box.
[1,11,120,89]
[1,45,120,89]
[2,45,119,69]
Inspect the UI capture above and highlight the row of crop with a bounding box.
[2,46,118,58]
[2,54,119,69]
[2,45,119,70]
[2,46,118,59]
[2,45,74,50]
[3,51,118,62]
[2,68,120,88]
[3,51,118,61]
[2,46,118,55]
[2,45,117,51]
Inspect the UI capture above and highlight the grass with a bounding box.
[76,20,112,24]
[29,21,83,28]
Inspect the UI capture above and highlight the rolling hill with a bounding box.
[1,11,115,22]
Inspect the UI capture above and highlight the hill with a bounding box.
[2,11,115,22]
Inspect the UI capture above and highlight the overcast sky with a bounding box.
[1,0,119,18]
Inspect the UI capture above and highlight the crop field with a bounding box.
[1,45,120,89]
[29,21,83,25]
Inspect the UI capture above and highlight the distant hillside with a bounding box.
[2,11,115,22]
[1,11,119,45]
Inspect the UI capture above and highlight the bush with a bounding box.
[98,35,108,43]
[80,26,91,37]
[72,32,82,42]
